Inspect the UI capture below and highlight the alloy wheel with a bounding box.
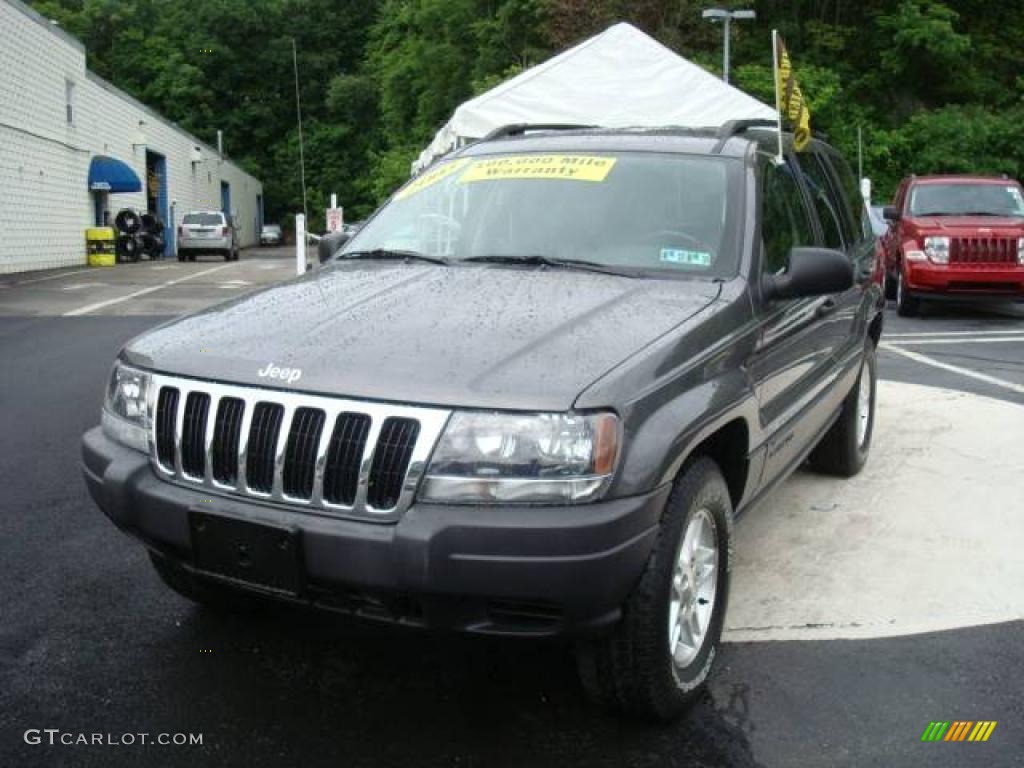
[668,507,719,667]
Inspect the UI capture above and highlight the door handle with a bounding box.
[815,298,838,318]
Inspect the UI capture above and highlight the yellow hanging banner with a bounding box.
[459,154,617,183]
[774,33,812,151]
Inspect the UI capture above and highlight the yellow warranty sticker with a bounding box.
[395,158,472,201]
[459,155,617,183]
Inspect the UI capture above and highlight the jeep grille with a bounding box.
[150,374,450,521]
[950,236,1018,265]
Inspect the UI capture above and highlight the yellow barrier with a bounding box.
[86,227,116,267]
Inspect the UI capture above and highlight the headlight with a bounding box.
[923,236,950,264]
[102,361,151,452]
[419,411,620,504]
[1018,238,1024,265]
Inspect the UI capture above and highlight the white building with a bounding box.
[0,0,264,274]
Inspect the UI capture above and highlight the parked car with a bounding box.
[260,224,283,246]
[880,175,1024,315]
[178,211,239,262]
[83,123,883,721]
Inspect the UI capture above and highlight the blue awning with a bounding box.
[88,155,142,193]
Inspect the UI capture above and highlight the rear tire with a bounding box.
[576,458,733,721]
[896,268,920,317]
[149,552,262,613]
[808,340,877,477]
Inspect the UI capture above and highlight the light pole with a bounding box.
[702,8,756,84]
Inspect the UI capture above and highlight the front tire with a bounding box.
[808,340,877,477]
[896,268,920,317]
[576,458,733,721]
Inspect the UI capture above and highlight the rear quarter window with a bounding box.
[797,153,846,249]
[826,152,872,244]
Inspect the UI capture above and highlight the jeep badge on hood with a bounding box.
[257,362,302,384]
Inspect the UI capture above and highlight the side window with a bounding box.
[798,154,845,249]
[825,152,872,245]
[761,160,815,275]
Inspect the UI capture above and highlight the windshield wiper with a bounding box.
[461,254,636,278]
[337,248,449,266]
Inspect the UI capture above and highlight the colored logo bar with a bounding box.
[921,721,997,742]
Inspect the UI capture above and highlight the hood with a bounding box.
[905,215,1024,236]
[123,263,721,411]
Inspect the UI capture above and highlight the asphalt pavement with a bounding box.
[0,252,1021,767]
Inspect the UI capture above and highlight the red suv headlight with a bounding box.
[923,236,950,264]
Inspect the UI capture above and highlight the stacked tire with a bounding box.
[113,209,163,262]
[140,213,165,259]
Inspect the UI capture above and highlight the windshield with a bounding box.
[908,183,1024,217]
[184,213,224,226]
[343,152,741,277]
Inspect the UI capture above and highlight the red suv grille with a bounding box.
[949,237,1018,265]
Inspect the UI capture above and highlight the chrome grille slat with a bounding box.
[308,411,337,507]
[155,387,179,470]
[322,412,371,508]
[368,418,420,510]
[352,417,385,513]
[247,402,284,495]
[147,374,450,523]
[270,405,294,498]
[173,388,188,477]
[181,392,210,479]
[211,397,245,486]
[281,407,327,500]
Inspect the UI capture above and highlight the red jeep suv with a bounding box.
[880,175,1024,316]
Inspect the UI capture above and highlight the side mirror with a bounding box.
[882,205,900,222]
[317,230,351,263]
[764,247,853,301]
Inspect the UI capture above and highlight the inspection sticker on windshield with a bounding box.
[459,155,617,183]
[395,158,472,201]
[660,248,712,267]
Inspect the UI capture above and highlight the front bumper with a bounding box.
[905,261,1024,299]
[82,427,667,637]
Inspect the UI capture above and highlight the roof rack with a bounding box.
[712,119,778,153]
[480,123,598,142]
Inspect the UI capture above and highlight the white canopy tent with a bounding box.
[413,22,776,173]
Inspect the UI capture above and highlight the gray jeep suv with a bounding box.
[82,122,884,720]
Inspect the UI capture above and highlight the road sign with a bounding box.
[326,207,344,233]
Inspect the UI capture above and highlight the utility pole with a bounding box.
[291,38,308,228]
[702,8,756,84]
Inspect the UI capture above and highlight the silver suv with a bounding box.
[178,211,239,262]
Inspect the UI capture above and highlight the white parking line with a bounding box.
[880,343,1024,395]
[886,329,1024,338]
[63,265,232,316]
[892,336,1024,345]
[14,268,94,285]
